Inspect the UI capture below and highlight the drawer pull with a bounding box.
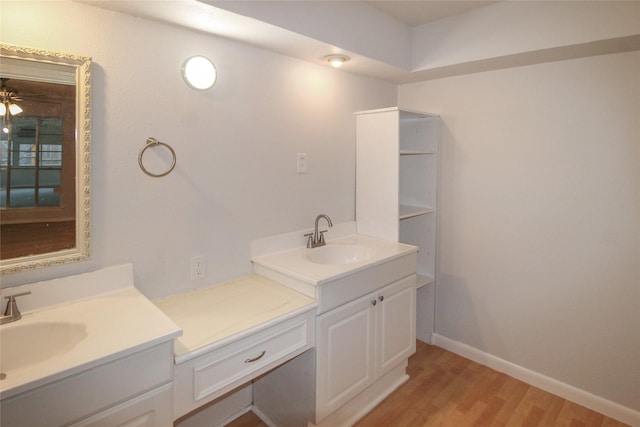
[244,351,266,363]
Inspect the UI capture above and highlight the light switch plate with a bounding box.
[297,153,307,174]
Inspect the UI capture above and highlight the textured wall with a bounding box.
[399,51,640,413]
[0,1,396,297]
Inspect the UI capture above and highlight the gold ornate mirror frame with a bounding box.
[0,44,91,274]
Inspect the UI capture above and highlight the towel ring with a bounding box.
[138,137,176,178]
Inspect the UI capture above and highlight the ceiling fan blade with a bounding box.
[20,98,61,105]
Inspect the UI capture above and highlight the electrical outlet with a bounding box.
[297,153,307,174]
[191,255,205,280]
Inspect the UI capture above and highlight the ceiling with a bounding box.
[85,0,501,83]
[365,1,499,26]
[83,1,640,84]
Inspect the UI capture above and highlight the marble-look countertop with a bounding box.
[154,275,317,364]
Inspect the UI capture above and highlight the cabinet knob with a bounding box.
[378,296,384,302]
[371,300,377,306]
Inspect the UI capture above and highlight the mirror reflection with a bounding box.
[0,45,91,274]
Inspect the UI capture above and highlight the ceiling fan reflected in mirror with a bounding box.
[0,78,23,117]
[1,77,71,134]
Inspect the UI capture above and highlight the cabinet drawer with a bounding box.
[1,343,174,427]
[174,310,315,418]
[318,252,416,314]
[71,383,173,427]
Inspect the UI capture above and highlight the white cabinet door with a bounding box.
[315,275,416,423]
[316,295,376,421]
[375,275,416,377]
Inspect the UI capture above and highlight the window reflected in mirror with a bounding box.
[2,117,65,208]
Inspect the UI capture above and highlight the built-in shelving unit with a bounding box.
[355,107,440,343]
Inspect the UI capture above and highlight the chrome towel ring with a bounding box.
[138,137,176,178]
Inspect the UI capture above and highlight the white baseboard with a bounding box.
[433,333,640,427]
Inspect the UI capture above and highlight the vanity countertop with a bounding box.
[0,283,181,400]
[251,233,417,286]
[154,275,317,364]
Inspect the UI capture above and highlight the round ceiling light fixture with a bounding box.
[182,55,217,90]
[324,54,350,68]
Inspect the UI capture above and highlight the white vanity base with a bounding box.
[251,226,418,427]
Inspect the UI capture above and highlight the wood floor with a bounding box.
[226,341,629,427]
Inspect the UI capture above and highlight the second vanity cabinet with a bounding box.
[316,275,416,421]
[251,233,418,426]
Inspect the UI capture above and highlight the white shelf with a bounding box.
[400,151,436,156]
[399,205,434,220]
[356,107,439,119]
[416,274,434,289]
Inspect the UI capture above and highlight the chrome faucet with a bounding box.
[0,291,31,325]
[305,214,333,248]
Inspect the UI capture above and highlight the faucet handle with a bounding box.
[3,291,30,319]
[4,291,31,301]
[318,230,328,245]
[304,233,314,248]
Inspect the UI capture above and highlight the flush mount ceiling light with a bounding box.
[182,55,217,90]
[324,54,350,68]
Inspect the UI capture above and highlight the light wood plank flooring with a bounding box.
[226,340,629,427]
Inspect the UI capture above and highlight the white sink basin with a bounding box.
[0,321,87,375]
[307,244,372,265]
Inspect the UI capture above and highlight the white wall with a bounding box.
[0,1,396,298]
[399,52,640,414]
[412,1,640,72]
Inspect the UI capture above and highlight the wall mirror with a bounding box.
[0,44,91,275]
